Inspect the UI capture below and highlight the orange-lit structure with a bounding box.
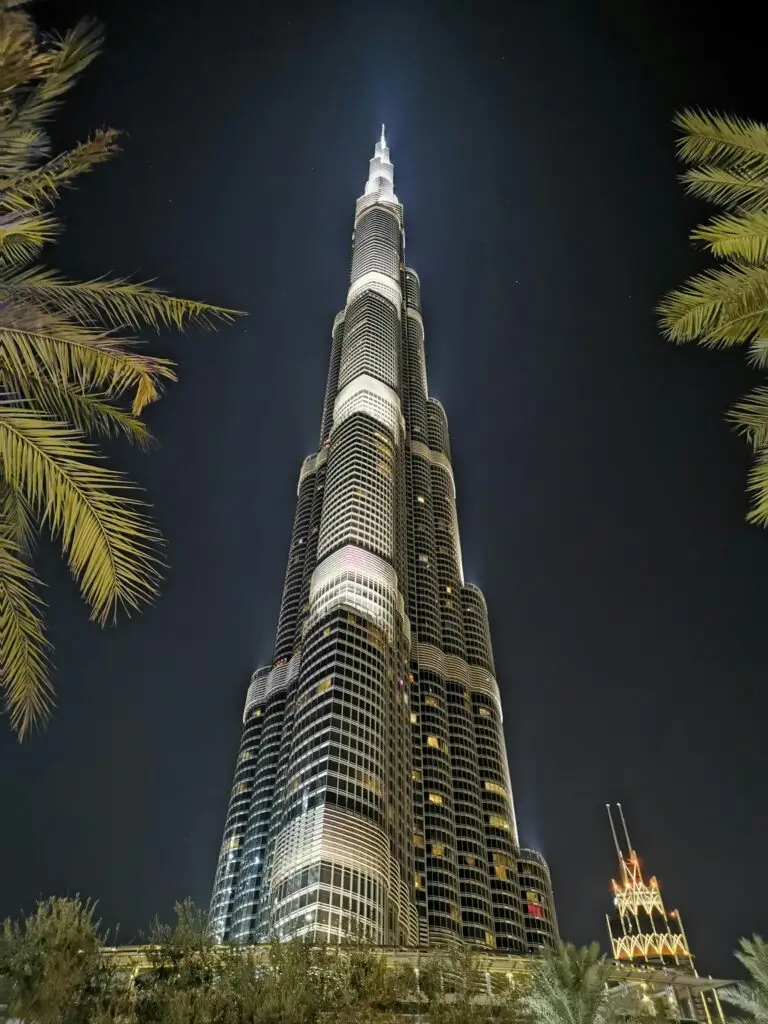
[605,803,726,1024]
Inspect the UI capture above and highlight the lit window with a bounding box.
[425,695,438,707]
[359,772,382,795]
[485,932,495,948]
[495,866,508,880]
[316,678,332,695]
[416,495,425,504]
[464,855,476,867]
[412,769,422,781]
[426,735,439,748]
[428,792,443,805]
[446,586,452,594]
[417,554,429,564]
[410,712,418,723]
[488,814,510,830]
[445,599,453,609]
[234,782,249,796]
[431,842,444,856]
[478,707,492,718]
[413,833,425,847]
[485,781,506,797]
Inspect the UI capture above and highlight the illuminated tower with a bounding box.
[210,129,556,951]
[605,803,694,967]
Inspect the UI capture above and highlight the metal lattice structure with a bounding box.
[605,804,725,1024]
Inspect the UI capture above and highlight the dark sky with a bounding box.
[1,0,765,979]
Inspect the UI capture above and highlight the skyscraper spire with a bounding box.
[365,125,396,201]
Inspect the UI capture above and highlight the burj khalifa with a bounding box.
[210,129,558,953]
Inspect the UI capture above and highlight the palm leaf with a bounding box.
[745,451,768,527]
[0,408,163,624]
[675,110,768,176]
[658,264,768,346]
[681,166,768,211]
[0,479,36,554]
[0,312,178,414]
[691,210,768,263]
[0,124,49,178]
[745,336,768,369]
[7,267,239,331]
[0,532,52,738]
[0,210,59,265]
[0,131,119,210]
[0,5,45,98]
[11,375,154,447]
[728,388,768,449]
[11,19,104,131]
[720,937,768,1024]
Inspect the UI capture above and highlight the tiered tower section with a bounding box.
[517,848,559,953]
[210,131,556,952]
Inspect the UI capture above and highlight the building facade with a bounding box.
[210,129,557,951]
[517,848,558,954]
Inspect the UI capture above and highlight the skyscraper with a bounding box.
[210,129,557,952]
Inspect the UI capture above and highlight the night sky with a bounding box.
[1,0,765,979]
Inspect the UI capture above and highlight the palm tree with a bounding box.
[522,942,659,1024]
[658,110,768,527]
[721,937,768,1024]
[0,0,237,736]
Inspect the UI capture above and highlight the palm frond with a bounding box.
[658,264,768,346]
[0,131,119,210]
[0,479,36,554]
[680,166,768,211]
[745,337,768,369]
[0,312,178,414]
[0,4,43,97]
[11,19,104,131]
[0,532,52,738]
[0,125,49,178]
[675,110,768,176]
[7,267,240,332]
[745,450,768,527]
[691,210,768,263]
[0,210,59,265]
[720,937,768,1024]
[11,375,154,447]
[522,943,609,1024]
[0,408,163,623]
[728,388,768,449]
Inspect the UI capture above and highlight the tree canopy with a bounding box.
[659,110,768,526]
[0,0,237,736]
